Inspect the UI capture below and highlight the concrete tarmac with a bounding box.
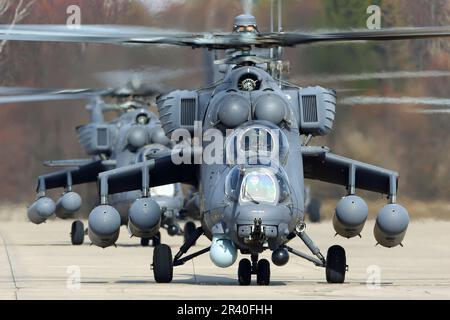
[0,219,450,300]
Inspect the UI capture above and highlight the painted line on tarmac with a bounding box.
[0,230,19,300]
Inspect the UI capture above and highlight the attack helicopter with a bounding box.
[2,5,450,286]
[0,82,196,246]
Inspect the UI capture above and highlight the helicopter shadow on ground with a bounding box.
[115,275,288,286]
[9,243,75,247]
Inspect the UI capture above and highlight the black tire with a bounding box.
[151,232,161,247]
[184,221,197,246]
[256,259,271,286]
[71,220,84,245]
[153,244,173,283]
[238,259,252,286]
[326,245,346,284]
[141,238,150,247]
[307,198,321,223]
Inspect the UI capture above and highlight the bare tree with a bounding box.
[0,0,36,55]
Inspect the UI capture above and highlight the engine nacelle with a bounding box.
[209,236,238,268]
[55,192,82,219]
[374,204,409,248]
[27,197,56,225]
[333,195,368,238]
[128,198,161,238]
[88,205,121,248]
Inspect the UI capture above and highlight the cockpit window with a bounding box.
[224,165,291,205]
[240,169,278,204]
[225,121,289,166]
[234,25,258,33]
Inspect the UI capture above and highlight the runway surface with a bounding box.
[1,219,450,300]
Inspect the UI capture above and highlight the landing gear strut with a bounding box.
[238,254,271,286]
[141,232,161,247]
[184,221,197,246]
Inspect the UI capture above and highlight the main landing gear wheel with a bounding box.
[141,238,150,247]
[70,220,84,245]
[151,232,161,247]
[153,244,173,283]
[238,259,252,286]
[184,221,197,246]
[256,259,271,286]
[326,245,346,284]
[307,198,322,223]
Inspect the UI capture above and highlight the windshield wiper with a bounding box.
[244,191,260,204]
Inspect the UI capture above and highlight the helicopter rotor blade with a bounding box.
[0,87,63,95]
[340,96,450,107]
[413,108,450,114]
[0,89,112,105]
[292,70,450,84]
[95,67,197,95]
[2,24,450,49]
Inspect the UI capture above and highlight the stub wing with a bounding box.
[37,160,109,192]
[102,155,197,195]
[302,147,398,197]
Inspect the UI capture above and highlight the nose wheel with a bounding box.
[70,220,85,245]
[238,259,252,285]
[256,259,271,285]
[238,255,271,286]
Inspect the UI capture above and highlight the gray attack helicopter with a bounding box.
[2,8,450,286]
[0,83,196,246]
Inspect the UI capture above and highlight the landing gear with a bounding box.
[284,224,347,284]
[70,220,84,245]
[307,198,321,223]
[256,259,270,285]
[238,259,252,285]
[152,244,173,283]
[151,232,161,247]
[151,226,207,283]
[325,245,346,283]
[141,237,150,247]
[140,232,160,247]
[184,221,197,246]
[238,255,271,286]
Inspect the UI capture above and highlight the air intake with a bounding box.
[298,86,336,136]
[157,90,199,135]
[181,98,197,126]
[302,95,318,123]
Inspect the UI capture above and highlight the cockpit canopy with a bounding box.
[225,164,291,205]
[225,121,289,166]
[233,14,259,34]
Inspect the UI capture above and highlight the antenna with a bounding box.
[275,0,284,86]
[277,0,283,60]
